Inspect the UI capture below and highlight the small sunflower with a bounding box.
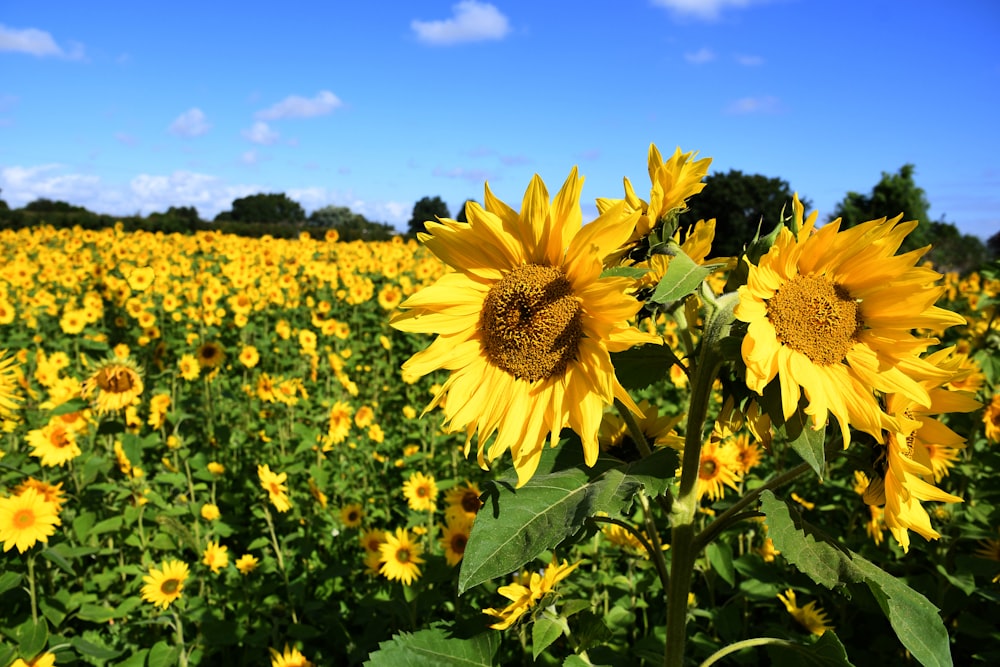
[200,503,221,521]
[734,197,966,446]
[27,422,82,467]
[339,503,363,528]
[359,528,386,554]
[201,540,229,574]
[269,645,314,667]
[444,481,483,523]
[694,439,741,502]
[81,357,144,414]
[140,559,189,609]
[0,350,23,418]
[439,516,473,566]
[238,345,260,368]
[777,589,833,636]
[178,353,200,381]
[378,527,425,586]
[983,394,1000,444]
[235,553,259,575]
[196,341,225,369]
[402,471,438,512]
[391,168,660,486]
[9,652,56,667]
[0,487,62,553]
[258,464,293,512]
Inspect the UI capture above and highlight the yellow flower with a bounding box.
[444,481,483,523]
[0,487,62,553]
[734,197,966,446]
[27,422,81,467]
[392,169,659,486]
[200,503,221,521]
[269,644,314,667]
[235,553,259,575]
[207,461,225,476]
[13,479,65,514]
[402,471,438,512]
[81,358,144,414]
[360,528,386,554]
[984,394,1000,444]
[10,652,56,667]
[777,589,833,636]
[598,399,683,462]
[483,558,580,630]
[339,503,363,528]
[125,266,156,292]
[141,559,189,609]
[238,345,260,368]
[0,350,23,418]
[379,527,425,586]
[196,341,225,369]
[694,439,741,502]
[258,464,292,512]
[440,516,473,566]
[201,540,229,573]
[178,353,200,381]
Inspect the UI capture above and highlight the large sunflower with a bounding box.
[0,487,62,553]
[734,197,966,445]
[140,559,189,609]
[391,169,660,485]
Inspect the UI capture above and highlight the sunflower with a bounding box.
[200,503,221,521]
[402,471,438,512]
[339,503,363,527]
[0,487,62,553]
[238,345,260,369]
[379,527,425,585]
[140,559,189,609]
[81,357,144,414]
[694,439,741,502]
[391,169,660,485]
[178,354,200,381]
[444,481,483,523]
[439,516,473,566]
[201,540,229,574]
[27,422,82,467]
[734,197,967,446]
[13,479,65,513]
[983,394,1000,444]
[0,350,22,418]
[598,399,683,462]
[483,558,580,630]
[777,589,833,636]
[269,645,314,667]
[258,464,293,512]
[235,553,259,575]
[9,653,56,667]
[359,528,386,554]
[196,341,225,369]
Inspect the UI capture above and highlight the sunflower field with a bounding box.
[1,145,999,667]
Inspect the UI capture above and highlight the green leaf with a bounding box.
[77,605,116,623]
[706,541,735,586]
[114,648,149,667]
[532,613,568,660]
[364,627,499,667]
[40,545,76,575]
[458,448,649,593]
[16,617,48,660]
[71,636,125,660]
[764,384,827,478]
[0,571,22,596]
[766,631,854,667]
[72,512,97,543]
[610,345,677,390]
[89,515,124,539]
[600,265,648,280]
[761,491,952,667]
[146,640,180,667]
[649,248,717,305]
[617,447,679,501]
[48,398,89,417]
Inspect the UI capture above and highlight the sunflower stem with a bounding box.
[263,504,299,624]
[27,551,38,624]
[699,637,795,667]
[663,292,737,667]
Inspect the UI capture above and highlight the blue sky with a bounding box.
[1,0,998,238]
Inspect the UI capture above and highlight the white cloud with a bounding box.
[255,91,342,121]
[288,186,410,225]
[684,47,715,64]
[432,166,496,182]
[168,108,211,138]
[241,150,259,166]
[0,24,85,59]
[652,0,761,21]
[412,1,510,46]
[735,53,764,66]
[242,121,279,145]
[725,95,782,114]
[1,163,101,201]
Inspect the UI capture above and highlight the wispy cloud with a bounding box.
[412,1,510,46]
[652,0,762,21]
[735,53,764,66]
[725,95,782,114]
[255,91,342,121]
[500,154,532,166]
[433,166,496,182]
[241,150,259,166]
[114,132,138,146]
[168,108,211,138]
[684,47,715,64]
[0,24,85,59]
[242,121,279,145]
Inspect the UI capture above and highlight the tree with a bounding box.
[0,188,8,213]
[147,206,202,233]
[23,198,89,213]
[226,193,305,224]
[309,205,394,242]
[830,164,932,251]
[408,196,450,236]
[455,199,477,223]
[989,230,1000,260]
[680,170,808,258]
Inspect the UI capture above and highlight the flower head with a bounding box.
[378,527,425,585]
[392,169,660,486]
[339,503,363,527]
[202,540,229,574]
[440,516,473,566]
[402,471,438,512]
[0,487,62,553]
[81,358,144,414]
[777,589,833,636]
[258,464,292,512]
[235,553,259,575]
[269,644,314,667]
[141,559,189,609]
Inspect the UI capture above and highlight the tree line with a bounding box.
[1,165,996,272]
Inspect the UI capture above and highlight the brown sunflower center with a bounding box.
[97,366,137,393]
[765,275,862,366]
[13,508,35,528]
[699,459,718,479]
[480,264,582,382]
[160,578,180,595]
[451,534,468,553]
[396,548,411,564]
[461,491,483,514]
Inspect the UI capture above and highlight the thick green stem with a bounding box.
[27,551,38,624]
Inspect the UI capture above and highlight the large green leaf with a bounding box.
[761,491,952,667]
[364,627,499,667]
[610,345,677,390]
[458,445,665,593]
[762,383,827,478]
[650,248,715,305]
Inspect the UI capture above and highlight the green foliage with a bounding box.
[365,627,499,666]
[309,205,395,241]
[224,192,306,224]
[407,196,450,236]
[455,199,477,223]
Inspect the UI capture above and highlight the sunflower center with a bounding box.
[766,275,862,366]
[699,459,717,479]
[97,366,137,393]
[480,264,582,382]
[451,534,468,553]
[13,508,35,528]
[161,579,180,594]
[396,548,411,564]
[461,492,482,514]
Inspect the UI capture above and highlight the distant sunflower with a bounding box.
[339,503,363,528]
[735,197,967,446]
[0,487,62,553]
[235,553,259,575]
[439,516,473,566]
[379,527,425,586]
[983,394,1000,444]
[10,652,56,667]
[27,422,82,467]
[359,528,386,555]
[327,401,353,444]
[269,645,314,667]
[201,540,229,574]
[694,439,741,502]
[178,353,200,381]
[196,341,225,369]
[238,345,260,369]
[140,559,189,609]
[13,479,65,513]
[391,169,660,486]
[402,471,438,512]
[598,399,683,462]
[258,464,293,512]
[777,589,833,636]
[81,357,144,413]
[0,350,22,418]
[444,481,483,523]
